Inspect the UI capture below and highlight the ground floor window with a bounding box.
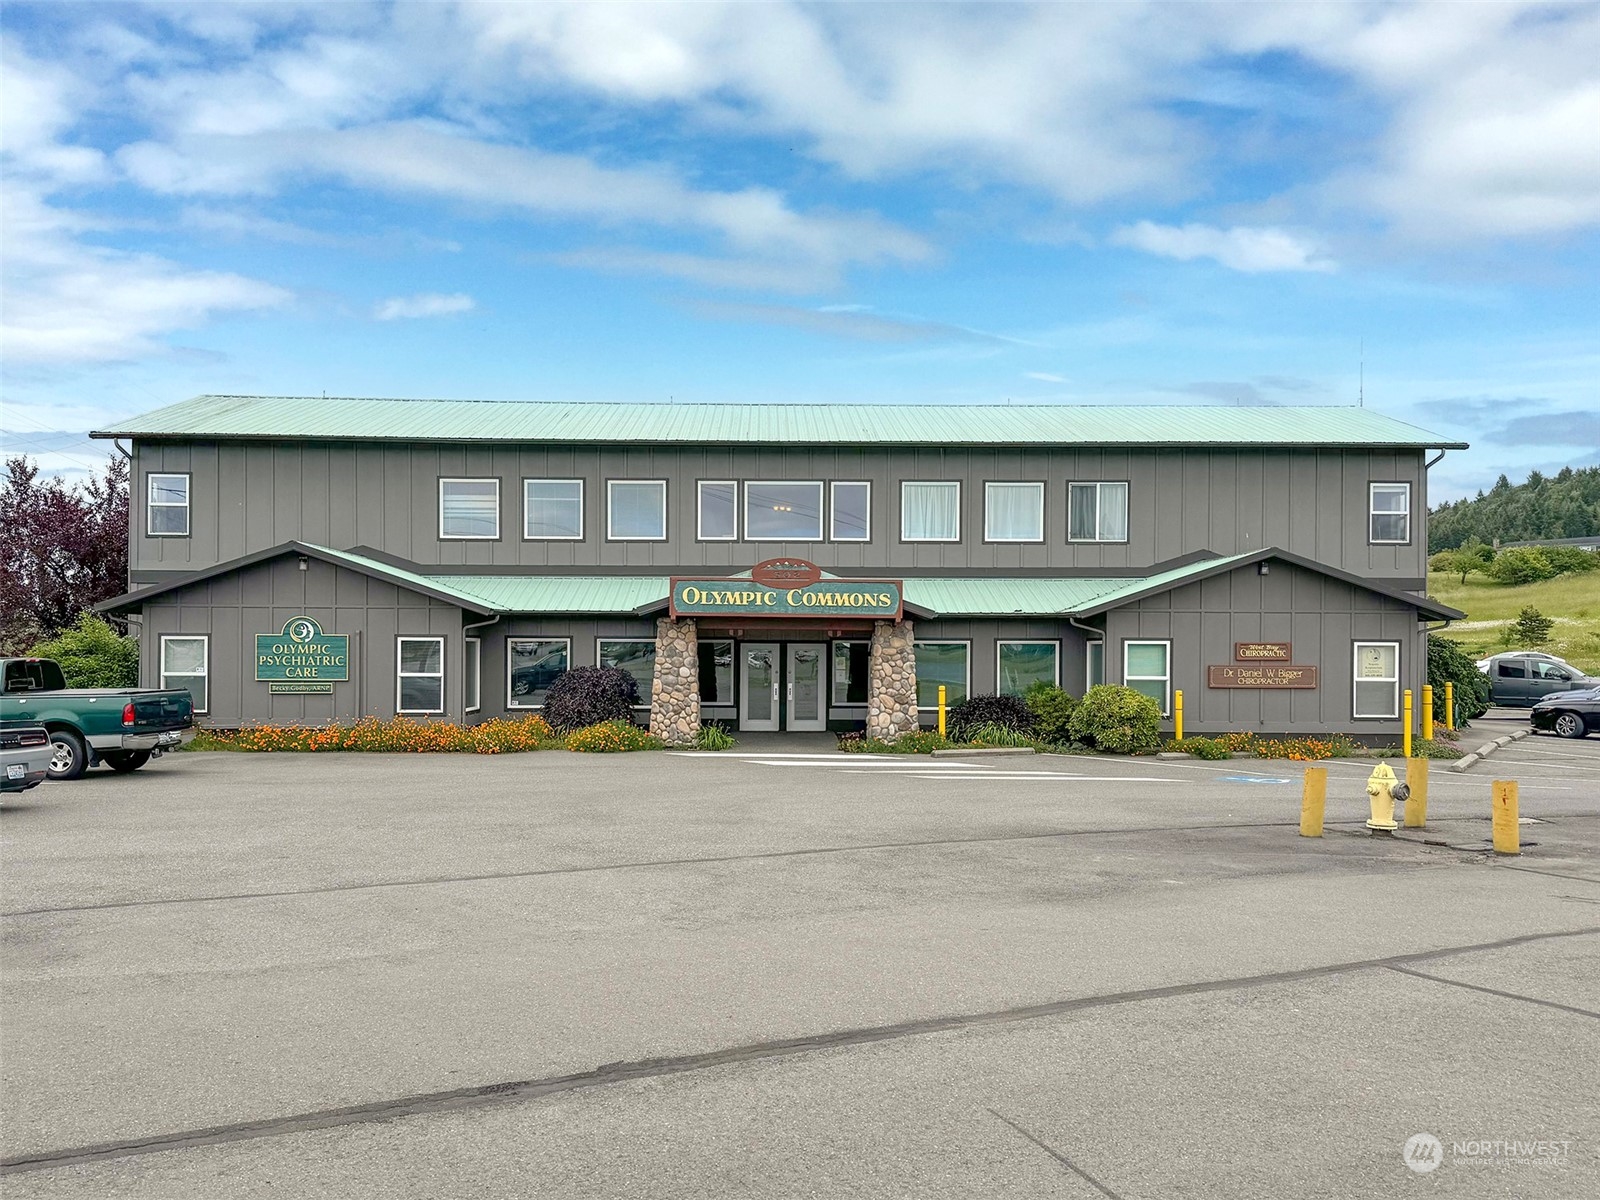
[397,637,444,714]
[160,635,208,714]
[915,641,969,708]
[698,639,734,704]
[464,638,481,712]
[1353,641,1400,718]
[1123,640,1170,715]
[832,640,870,705]
[507,638,569,708]
[1086,639,1104,689]
[997,640,1058,694]
[598,638,655,704]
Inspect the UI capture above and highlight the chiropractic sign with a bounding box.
[255,615,349,694]
[670,564,902,619]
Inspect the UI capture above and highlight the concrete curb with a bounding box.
[1449,726,1530,773]
[929,747,1036,758]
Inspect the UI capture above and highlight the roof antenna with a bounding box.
[1358,339,1364,408]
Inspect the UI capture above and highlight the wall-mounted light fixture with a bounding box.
[298,557,309,572]
[1258,561,1270,576]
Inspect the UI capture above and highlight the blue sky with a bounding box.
[2,1,1596,501]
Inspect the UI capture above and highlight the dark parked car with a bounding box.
[1482,653,1596,707]
[1531,687,1600,739]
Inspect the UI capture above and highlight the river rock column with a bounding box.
[866,619,919,742]
[649,617,700,745]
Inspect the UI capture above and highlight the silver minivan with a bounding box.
[1484,653,1596,706]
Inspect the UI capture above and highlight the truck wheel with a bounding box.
[103,751,152,773]
[1554,712,1588,739]
[47,729,88,781]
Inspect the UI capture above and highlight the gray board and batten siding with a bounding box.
[127,440,1431,584]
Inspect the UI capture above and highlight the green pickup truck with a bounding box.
[0,658,196,780]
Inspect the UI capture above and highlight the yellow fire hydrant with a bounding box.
[1365,761,1408,832]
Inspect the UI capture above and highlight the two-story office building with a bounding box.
[94,396,1465,741]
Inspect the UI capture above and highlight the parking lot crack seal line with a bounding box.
[1492,865,1600,886]
[1383,964,1600,1019]
[2,925,1595,1176]
[988,1109,1124,1199]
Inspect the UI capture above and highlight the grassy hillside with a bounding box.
[1427,571,1600,674]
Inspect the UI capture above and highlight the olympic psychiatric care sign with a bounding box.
[256,615,349,694]
[670,566,903,620]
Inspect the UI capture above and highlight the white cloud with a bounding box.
[1110,221,1336,273]
[373,292,475,321]
[1025,372,1066,383]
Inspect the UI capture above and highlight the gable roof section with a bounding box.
[91,395,1467,449]
[1070,547,1465,621]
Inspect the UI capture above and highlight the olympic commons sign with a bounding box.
[670,577,903,619]
[256,615,349,694]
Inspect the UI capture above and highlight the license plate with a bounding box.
[158,731,180,744]
[6,764,24,780]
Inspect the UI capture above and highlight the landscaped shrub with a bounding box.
[541,666,641,732]
[1427,635,1490,726]
[964,721,1035,747]
[565,720,664,753]
[1249,734,1361,761]
[946,693,1035,741]
[190,714,561,754]
[1067,685,1163,754]
[1486,546,1556,585]
[695,723,737,751]
[1024,682,1079,744]
[1413,738,1464,760]
[25,614,138,688]
[836,730,952,754]
[1183,737,1232,760]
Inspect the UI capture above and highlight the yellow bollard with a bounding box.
[1403,689,1413,759]
[1492,781,1520,855]
[1174,689,1184,742]
[1404,757,1429,827]
[1422,684,1434,743]
[1299,767,1327,837]
[1444,681,1455,732]
[938,684,947,739]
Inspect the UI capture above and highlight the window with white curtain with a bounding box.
[698,481,737,540]
[160,635,208,713]
[397,637,445,714]
[523,479,583,540]
[1068,481,1129,543]
[830,481,871,541]
[901,481,960,542]
[439,479,499,539]
[985,482,1044,542]
[607,480,667,540]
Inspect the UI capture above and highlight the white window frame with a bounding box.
[744,480,824,542]
[1123,639,1171,716]
[830,638,871,707]
[438,478,500,541]
[159,634,208,714]
[596,637,656,708]
[396,636,445,715]
[900,481,961,543]
[1086,639,1105,690]
[464,637,481,713]
[1067,481,1130,544]
[147,473,191,537]
[697,480,738,541]
[1352,640,1401,719]
[996,639,1060,694]
[984,481,1046,543]
[914,639,971,711]
[606,479,668,541]
[506,637,572,709]
[1369,482,1412,545]
[830,481,872,542]
[522,478,584,541]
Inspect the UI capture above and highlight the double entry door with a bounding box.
[739,643,826,732]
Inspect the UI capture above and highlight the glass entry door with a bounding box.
[786,643,826,732]
[740,643,780,732]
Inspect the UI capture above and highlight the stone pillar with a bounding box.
[866,619,919,742]
[649,617,700,745]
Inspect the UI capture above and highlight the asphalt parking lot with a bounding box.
[2,736,1597,1198]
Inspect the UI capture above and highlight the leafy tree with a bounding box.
[1427,635,1489,726]
[1430,547,1484,584]
[25,614,138,688]
[1,455,129,652]
[1485,546,1556,585]
[1509,606,1554,646]
[1540,545,1598,575]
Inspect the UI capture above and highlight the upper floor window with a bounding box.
[1068,481,1128,543]
[524,479,583,540]
[439,478,499,540]
[831,482,871,542]
[608,480,667,540]
[746,481,823,541]
[698,481,737,540]
[1369,483,1411,544]
[148,473,190,537]
[902,481,960,542]
[985,481,1044,543]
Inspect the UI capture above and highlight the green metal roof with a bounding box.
[1056,552,1259,613]
[92,395,1467,448]
[899,577,1135,615]
[425,574,673,614]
